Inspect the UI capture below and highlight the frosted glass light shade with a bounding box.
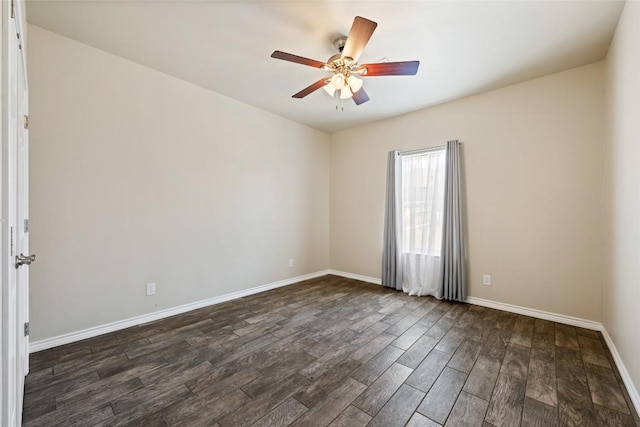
[347,75,363,93]
[340,86,353,99]
[331,73,345,89]
[323,84,337,96]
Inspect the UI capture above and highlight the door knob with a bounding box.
[15,253,35,268]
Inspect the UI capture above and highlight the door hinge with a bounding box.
[11,0,15,19]
[24,322,29,337]
[24,219,29,233]
[24,115,29,129]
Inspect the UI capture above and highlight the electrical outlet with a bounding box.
[289,259,294,267]
[146,282,156,296]
[483,275,492,286]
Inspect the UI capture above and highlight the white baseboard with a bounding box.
[328,269,382,285]
[329,271,600,330]
[465,296,602,331]
[600,328,640,415]
[29,270,331,353]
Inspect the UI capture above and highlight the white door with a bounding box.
[15,23,30,410]
[1,0,31,424]
[2,9,21,427]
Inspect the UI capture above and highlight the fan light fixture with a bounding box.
[270,16,420,107]
[323,73,362,100]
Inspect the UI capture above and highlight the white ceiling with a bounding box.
[26,1,624,134]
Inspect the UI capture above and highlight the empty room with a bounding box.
[1,0,638,426]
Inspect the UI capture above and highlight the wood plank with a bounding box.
[531,320,555,363]
[242,350,316,398]
[424,317,456,341]
[24,403,114,427]
[353,362,413,416]
[111,361,213,414]
[350,333,396,362]
[554,324,579,351]
[521,396,558,427]
[479,329,510,361]
[251,397,308,427]
[406,412,442,426]
[350,313,387,333]
[593,404,637,427]
[385,314,422,336]
[291,378,366,427]
[405,349,451,393]
[416,367,467,424]
[448,340,482,374]
[96,385,191,427]
[500,343,530,380]
[526,358,558,407]
[463,355,501,401]
[299,341,357,380]
[367,384,426,427]
[218,374,310,427]
[24,371,100,400]
[555,346,586,381]
[584,363,630,414]
[444,391,489,427]
[21,394,55,423]
[295,358,362,408]
[398,335,439,369]
[484,373,526,427]
[509,316,535,348]
[557,362,597,427]
[327,405,371,427]
[392,323,430,350]
[164,388,250,426]
[434,327,467,354]
[350,345,404,385]
[416,308,446,329]
[348,322,391,347]
[578,335,611,368]
[56,377,143,409]
[53,352,129,378]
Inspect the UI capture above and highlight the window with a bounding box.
[401,148,446,256]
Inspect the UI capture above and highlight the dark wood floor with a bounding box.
[23,275,639,427]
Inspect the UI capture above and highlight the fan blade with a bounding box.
[352,88,370,105]
[271,51,326,68]
[341,16,377,62]
[358,61,420,76]
[292,78,329,98]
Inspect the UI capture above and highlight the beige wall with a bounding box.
[603,1,640,402]
[331,63,604,321]
[27,25,330,341]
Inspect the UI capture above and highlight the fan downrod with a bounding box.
[332,36,347,53]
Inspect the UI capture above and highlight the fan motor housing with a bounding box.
[333,36,348,52]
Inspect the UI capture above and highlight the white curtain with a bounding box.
[400,150,446,296]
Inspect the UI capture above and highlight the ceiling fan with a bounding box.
[271,16,420,106]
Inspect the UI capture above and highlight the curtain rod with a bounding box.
[400,145,444,156]
[400,140,461,157]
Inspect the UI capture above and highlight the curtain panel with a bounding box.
[440,140,467,301]
[381,151,403,290]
